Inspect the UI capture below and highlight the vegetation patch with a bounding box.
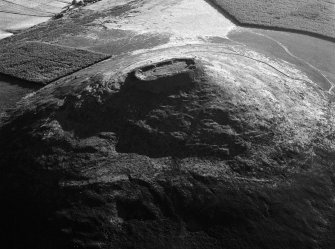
[0,41,109,84]
[228,29,333,91]
[209,0,335,41]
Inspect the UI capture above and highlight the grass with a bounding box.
[228,29,333,91]
[209,0,335,41]
[255,29,335,75]
[53,29,170,55]
[0,41,109,84]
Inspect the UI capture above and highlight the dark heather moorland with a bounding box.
[0,41,109,84]
[0,0,335,249]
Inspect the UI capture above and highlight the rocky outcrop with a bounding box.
[1,49,335,249]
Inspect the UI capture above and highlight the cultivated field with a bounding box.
[0,41,109,84]
[209,0,335,41]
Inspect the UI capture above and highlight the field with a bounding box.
[209,0,335,41]
[255,29,335,75]
[227,28,334,91]
[0,41,109,84]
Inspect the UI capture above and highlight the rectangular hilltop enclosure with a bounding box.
[0,41,109,84]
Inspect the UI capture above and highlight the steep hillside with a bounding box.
[1,44,335,248]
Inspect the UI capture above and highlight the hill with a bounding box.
[1,0,335,248]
